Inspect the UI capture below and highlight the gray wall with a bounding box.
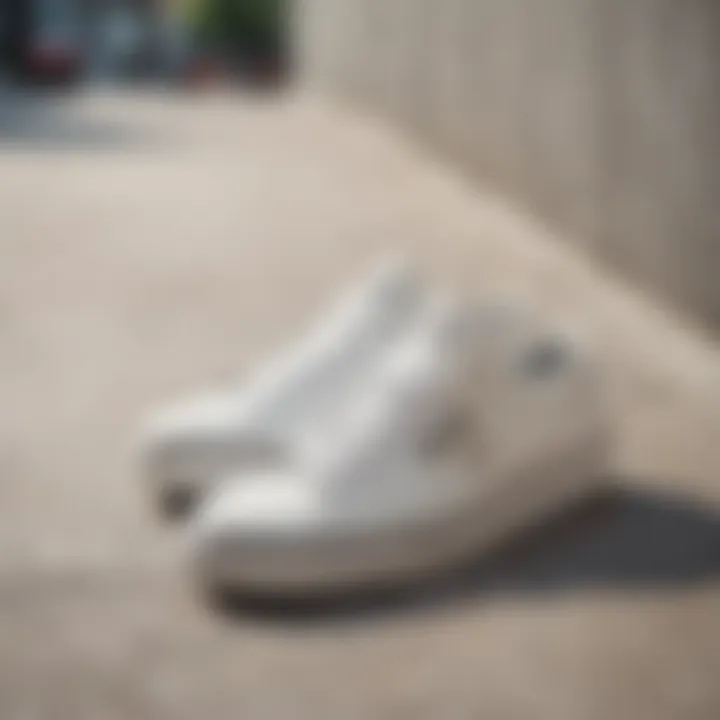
[295,0,720,325]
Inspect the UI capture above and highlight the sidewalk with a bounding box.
[0,89,718,719]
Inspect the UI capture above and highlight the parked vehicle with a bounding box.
[27,0,83,84]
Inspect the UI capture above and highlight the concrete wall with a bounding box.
[295,0,720,325]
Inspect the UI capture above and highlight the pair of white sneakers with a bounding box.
[141,263,609,596]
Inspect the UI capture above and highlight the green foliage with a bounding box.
[189,0,285,54]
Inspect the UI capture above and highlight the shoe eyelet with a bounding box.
[418,407,476,459]
[520,338,570,381]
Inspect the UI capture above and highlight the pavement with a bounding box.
[0,88,719,720]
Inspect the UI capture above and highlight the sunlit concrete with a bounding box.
[0,89,719,718]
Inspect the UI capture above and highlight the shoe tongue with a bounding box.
[305,265,420,363]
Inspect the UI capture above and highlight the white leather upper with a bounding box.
[141,261,428,499]
[196,299,600,537]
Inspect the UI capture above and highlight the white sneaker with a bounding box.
[192,301,609,595]
[141,261,426,516]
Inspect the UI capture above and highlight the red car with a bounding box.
[27,0,83,84]
[27,38,81,82]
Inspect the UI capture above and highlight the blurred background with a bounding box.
[0,0,288,87]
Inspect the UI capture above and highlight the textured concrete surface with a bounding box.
[297,0,720,325]
[0,90,719,719]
